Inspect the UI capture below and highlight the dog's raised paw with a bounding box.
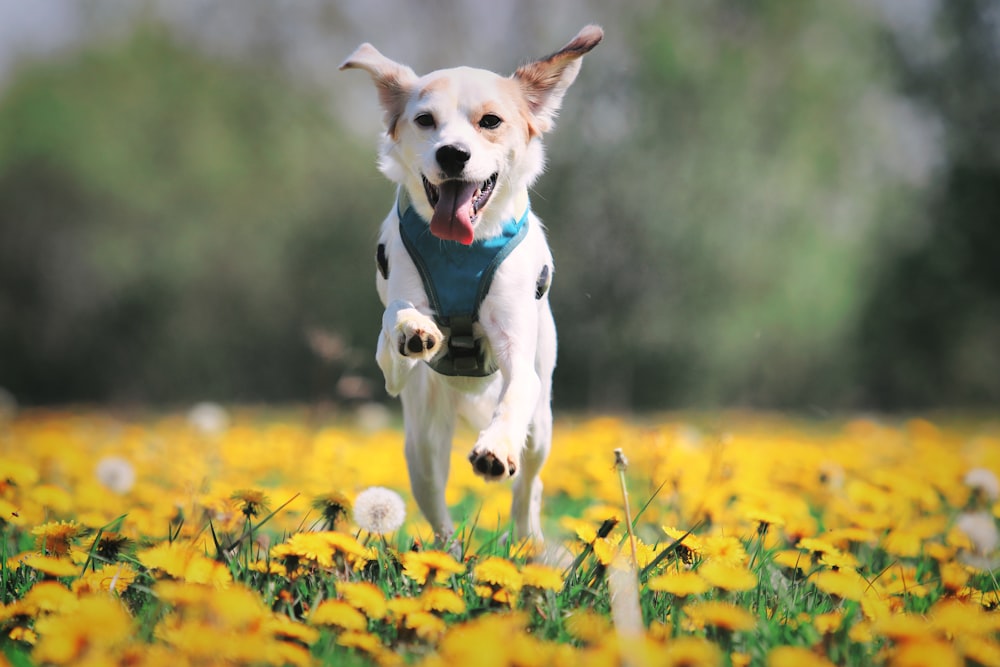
[394,313,443,361]
[468,449,517,480]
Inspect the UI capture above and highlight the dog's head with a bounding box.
[341,25,602,244]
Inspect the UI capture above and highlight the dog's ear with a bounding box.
[340,44,418,138]
[513,24,603,135]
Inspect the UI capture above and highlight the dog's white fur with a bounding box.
[341,25,602,542]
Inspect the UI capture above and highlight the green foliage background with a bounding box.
[0,2,997,410]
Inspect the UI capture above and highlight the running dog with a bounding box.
[341,25,602,542]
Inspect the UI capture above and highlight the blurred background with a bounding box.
[0,0,997,413]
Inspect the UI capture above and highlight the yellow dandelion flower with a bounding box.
[560,517,598,544]
[698,560,757,592]
[813,611,844,634]
[267,614,320,646]
[338,581,388,620]
[229,488,269,519]
[810,569,869,601]
[402,550,465,585]
[647,571,710,597]
[420,587,466,614]
[745,508,786,530]
[767,646,836,667]
[31,520,84,557]
[819,550,859,571]
[284,532,338,567]
[875,613,932,640]
[0,458,39,487]
[957,635,1000,667]
[796,537,839,557]
[323,531,368,559]
[9,626,36,645]
[310,600,368,631]
[20,582,77,615]
[405,610,447,641]
[311,491,351,529]
[891,639,962,667]
[565,609,612,644]
[520,563,563,591]
[592,538,618,566]
[684,601,756,632]
[17,554,78,577]
[387,596,422,619]
[32,596,132,665]
[137,542,232,586]
[661,637,720,667]
[71,563,137,595]
[337,630,383,653]
[931,599,997,637]
[474,557,523,593]
[701,535,747,566]
[939,561,970,592]
[822,527,879,546]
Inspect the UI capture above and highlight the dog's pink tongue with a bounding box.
[430,181,478,245]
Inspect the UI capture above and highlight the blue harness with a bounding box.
[395,201,529,377]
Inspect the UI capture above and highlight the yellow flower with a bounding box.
[402,550,465,585]
[930,599,998,637]
[565,609,612,644]
[137,542,232,586]
[560,516,598,544]
[230,489,270,519]
[647,571,710,597]
[890,639,962,667]
[796,537,839,558]
[520,563,563,591]
[310,600,367,630]
[337,581,388,620]
[404,610,447,641]
[420,587,467,614]
[701,535,747,566]
[661,526,704,555]
[474,557,523,593]
[698,560,757,592]
[813,611,844,634]
[767,646,836,667]
[659,637,723,667]
[71,563,137,595]
[17,554,78,577]
[684,601,756,632]
[810,569,869,601]
[311,491,351,529]
[20,582,77,615]
[771,550,808,572]
[32,596,132,665]
[31,520,84,557]
[337,630,383,654]
[874,613,932,640]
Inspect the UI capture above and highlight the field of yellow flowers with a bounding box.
[1,405,999,666]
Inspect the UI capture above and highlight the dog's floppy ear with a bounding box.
[340,44,418,138]
[513,24,603,135]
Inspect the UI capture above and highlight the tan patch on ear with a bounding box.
[340,43,418,139]
[497,79,539,140]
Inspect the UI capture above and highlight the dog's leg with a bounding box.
[400,372,456,541]
[511,306,556,540]
[376,299,444,396]
[468,299,543,480]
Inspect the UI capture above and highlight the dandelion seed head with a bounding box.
[352,486,406,535]
[95,456,136,494]
[964,467,1000,503]
[956,511,999,556]
[187,402,230,434]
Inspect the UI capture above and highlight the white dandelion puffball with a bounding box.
[95,456,136,494]
[956,511,999,556]
[353,486,406,535]
[187,402,230,435]
[964,467,1000,503]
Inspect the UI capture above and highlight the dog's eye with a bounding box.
[479,114,503,130]
[414,112,436,129]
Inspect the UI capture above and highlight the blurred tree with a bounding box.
[541,2,918,409]
[856,0,1000,408]
[0,26,388,403]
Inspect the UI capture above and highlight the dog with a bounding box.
[341,25,602,542]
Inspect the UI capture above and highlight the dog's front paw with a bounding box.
[468,433,519,481]
[395,311,443,362]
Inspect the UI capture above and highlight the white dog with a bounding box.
[341,25,602,542]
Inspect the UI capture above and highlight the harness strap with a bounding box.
[397,200,530,377]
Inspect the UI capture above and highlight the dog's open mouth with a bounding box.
[422,173,498,245]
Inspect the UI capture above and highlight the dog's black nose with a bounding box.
[436,144,471,178]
